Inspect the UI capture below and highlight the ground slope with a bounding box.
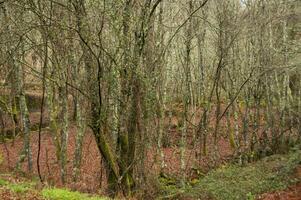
[159,147,301,200]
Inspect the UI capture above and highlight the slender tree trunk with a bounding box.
[15,48,32,172]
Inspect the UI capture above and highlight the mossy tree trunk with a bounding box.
[15,50,33,172]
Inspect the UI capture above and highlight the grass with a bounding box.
[0,178,34,194]
[0,176,108,200]
[0,179,9,186]
[9,182,35,193]
[159,147,301,200]
[41,188,108,200]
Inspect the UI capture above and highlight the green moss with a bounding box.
[42,188,108,200]
[0,152,3,165]
[197,164,286,200]
[159,149,301,200]
[229,130,237,149]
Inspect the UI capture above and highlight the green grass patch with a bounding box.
[0,178,35,193]
[0,178,109,199]
[9,182,35,193]
[42,188,108,200]
[159,148,301,200]
[0,179,9,186]
[0,176,109,200]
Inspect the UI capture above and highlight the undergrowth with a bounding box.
[0,176,108,200]
[159,147,301,200]
[0,178,33,194]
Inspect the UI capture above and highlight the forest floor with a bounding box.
[0,108,234,194]
[0,148,299,200]
[159,148,301,200]
[0,123,300,199]
[0,173,108,200]
[258,163,301,200]
[0,94,300,199]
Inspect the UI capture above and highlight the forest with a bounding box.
[0,0,300,199]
